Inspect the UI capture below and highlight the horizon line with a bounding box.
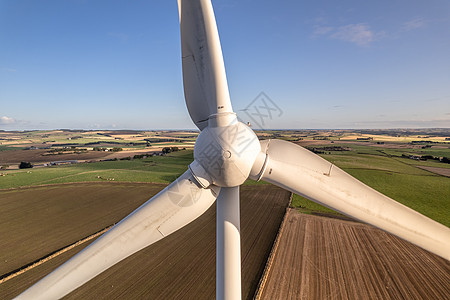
[1,127,449,133]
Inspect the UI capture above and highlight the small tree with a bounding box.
[19,162,33,169]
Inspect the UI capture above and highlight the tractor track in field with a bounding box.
[0,179,169,192]
[0,225,114,285]
[21,168,164,186]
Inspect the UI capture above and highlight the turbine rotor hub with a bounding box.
[191,113,261,187]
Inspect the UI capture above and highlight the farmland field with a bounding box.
[258,210,450,299]
[290,142,450,226]
[0,184,291,299]
[0,130,198,169]
[0,129,449,299]
[0,150,193,189]
[0,148,112,165]
[0,182,167,276]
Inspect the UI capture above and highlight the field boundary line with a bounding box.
[253,192,293,300]
[0,181,169,191]
[415,165,450,177]
[0,224,114,285]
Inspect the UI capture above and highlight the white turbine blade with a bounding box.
[17,170,220,300]
[178,0,233,130]
[250,139,450,260]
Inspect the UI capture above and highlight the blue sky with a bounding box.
[1,0,449,130]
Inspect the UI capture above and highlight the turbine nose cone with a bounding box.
[222,150,232,159]
[193,119,260,187]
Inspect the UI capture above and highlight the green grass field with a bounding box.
[0,150,192,189]
[0,145,25,152]
[290,146,449,227]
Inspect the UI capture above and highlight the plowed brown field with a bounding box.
[0,184,291,299]
[0,149,110,165]
[0,183,167,276]
[258,210,450,300]
[417,166,450,177]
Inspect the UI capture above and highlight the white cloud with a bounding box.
[402,18,427,31]
[312,25,334,36]
[312,20,384,47]
[0,116,16,125]
[331,23,376,46]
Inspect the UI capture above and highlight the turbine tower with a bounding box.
[17,1,450,299]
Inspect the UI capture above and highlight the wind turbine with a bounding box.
[17,0,450,299]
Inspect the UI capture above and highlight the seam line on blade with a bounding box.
[157,228,165,237]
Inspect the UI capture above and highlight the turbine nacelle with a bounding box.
[191,113,260,187]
